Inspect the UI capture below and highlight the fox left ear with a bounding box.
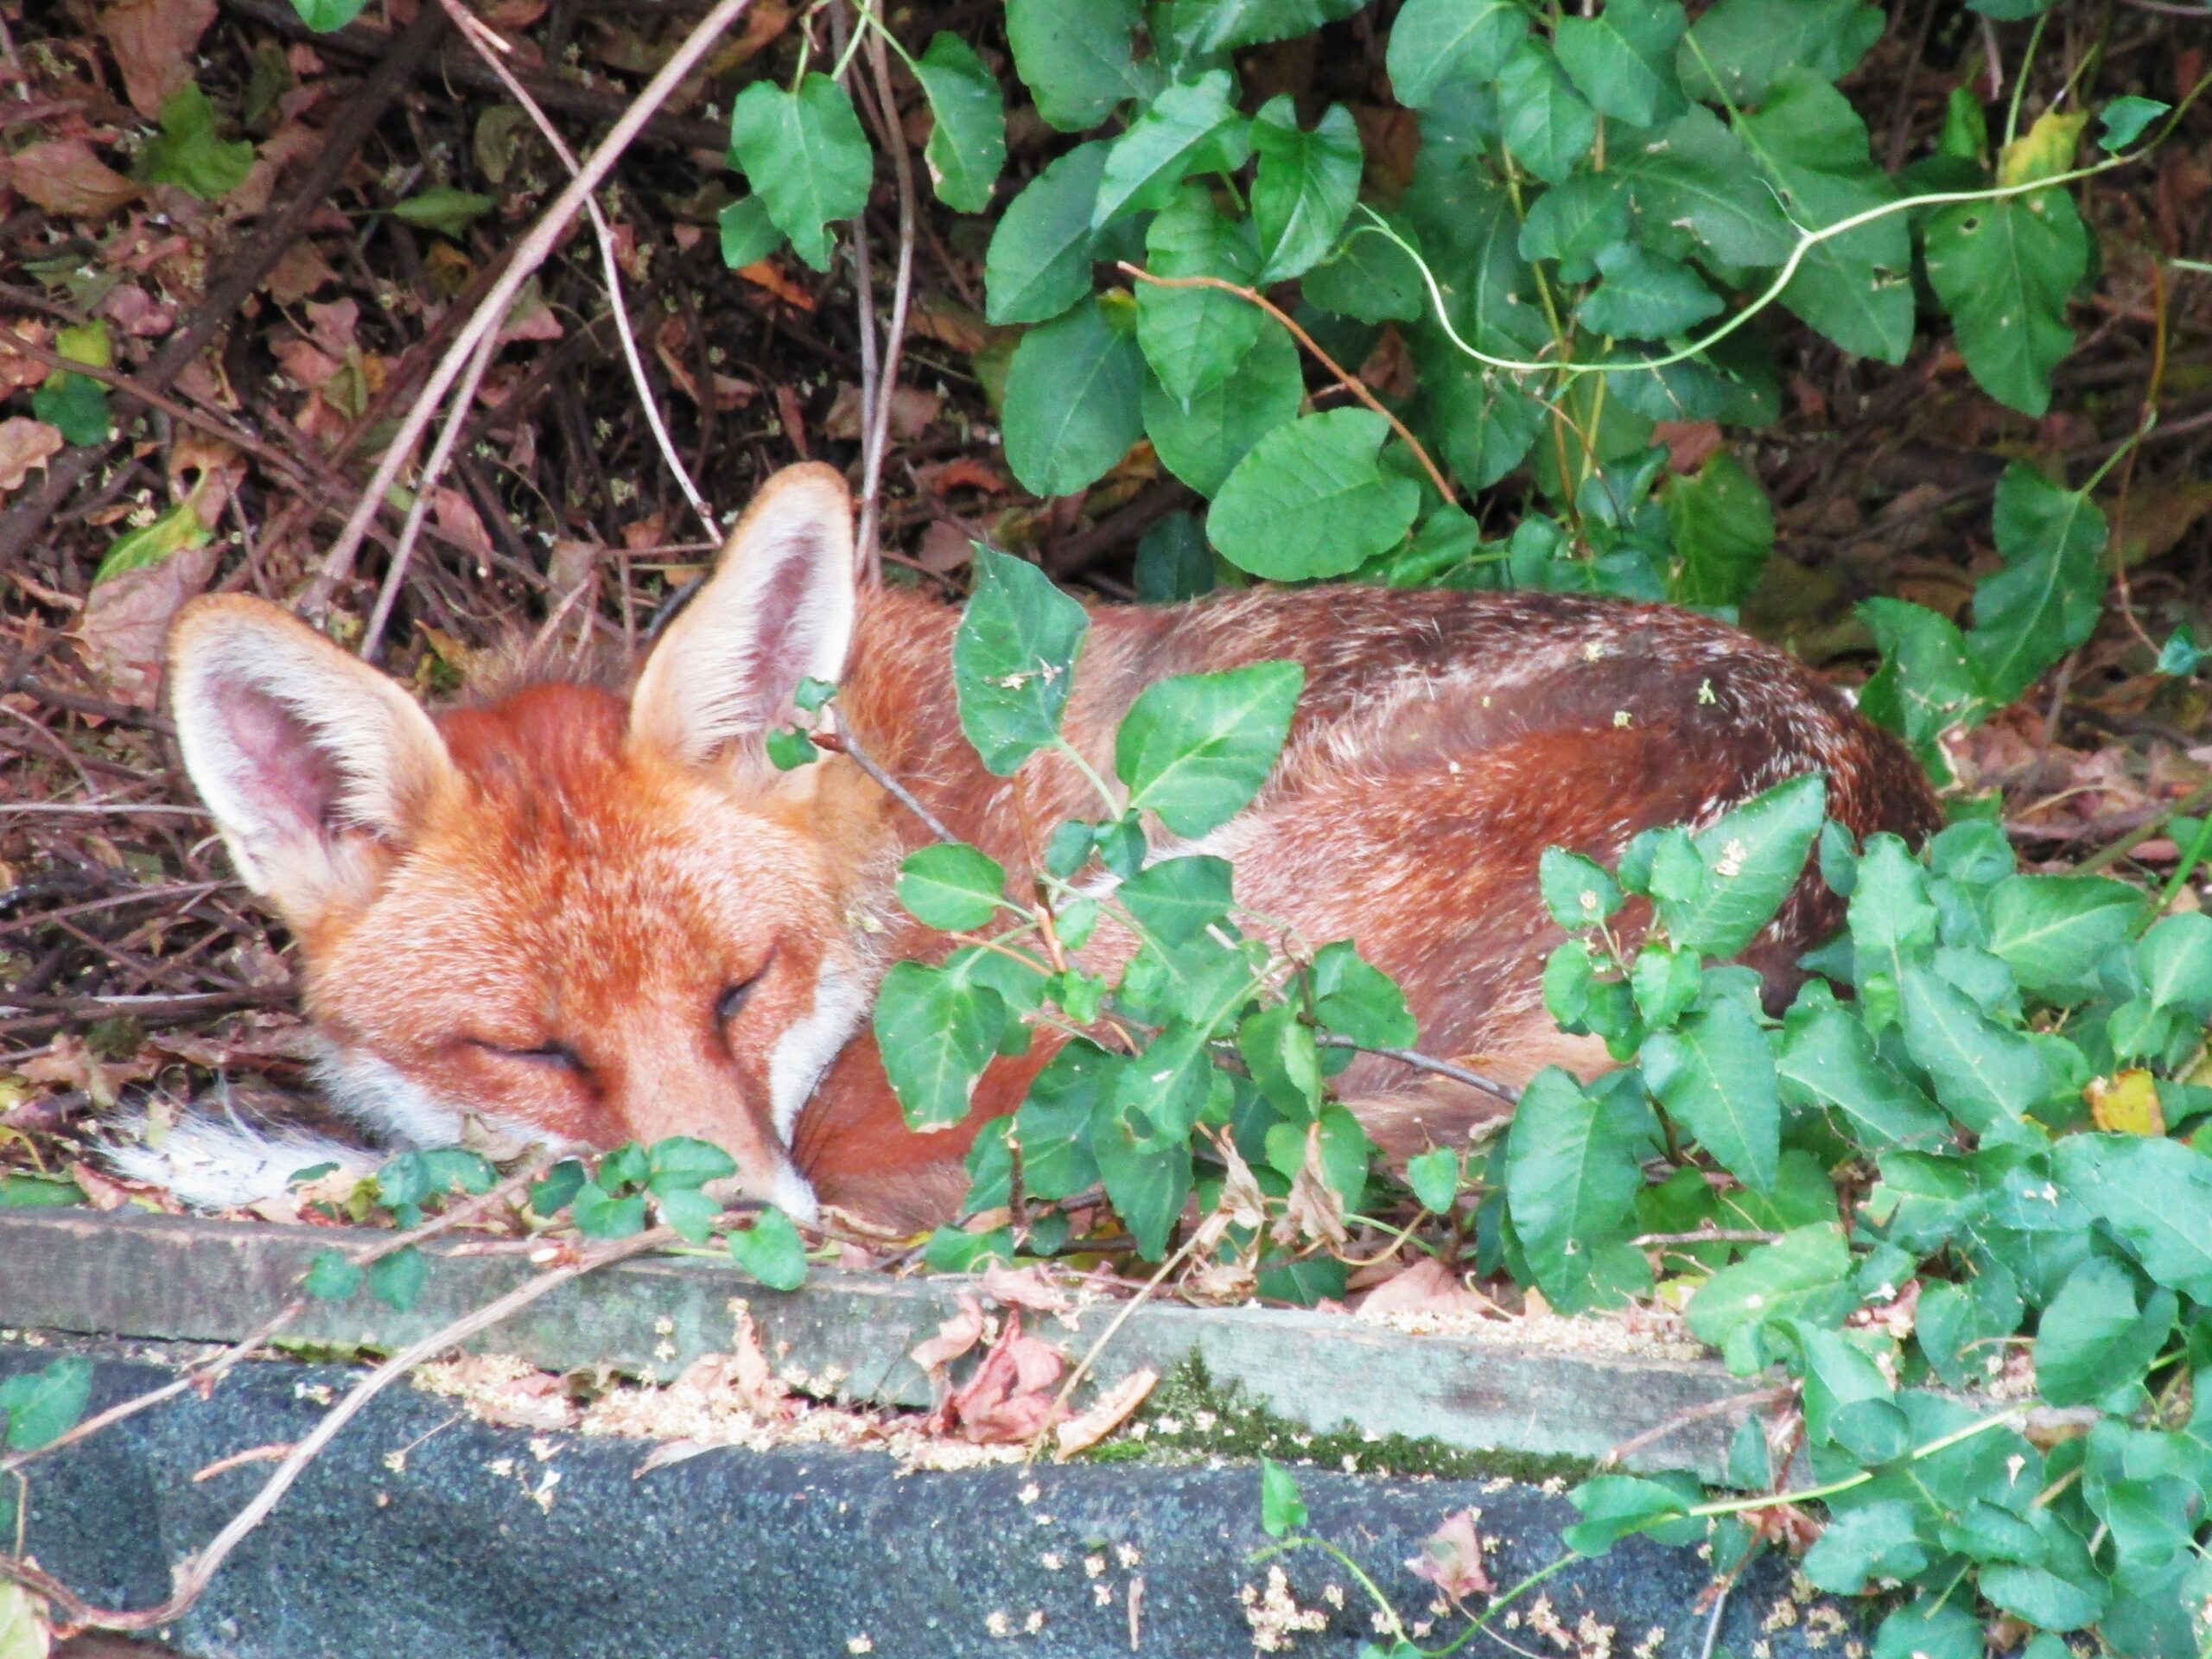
[629,462,855,772]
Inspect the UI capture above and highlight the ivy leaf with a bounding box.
[2035,1255,2175,1407]
[140,84,254,201]
[2053,1134,2212,1301]
[1858,599,1989,764]
[1116,661,1304,837]
[1985,874,2140,1001]
[1386,0,1529,108]
[952,545,1088,773]
[569,1179,646,1238]
[717,195,783,268]
[0,1357,92,1452]
[1923,191,2089,416]
[1896,964,2046,1136]
[1407,1147,1461,1212]
[1260,1458,1307,1536]
[1577,243,1722,340]
[1091,72,1250,228]
[1143,317,1304,497]
[1554,0,1688,126]
[1495,41,1596,185]
[729,1208,808,1291]
[1118,855,1235,945]
[1135,186,1263,407]
[2100,96,2169,152]
[1505,1069,1650,1313]
[1777,1000,1947,1149]
[304,1250,363,1301]
[1652,773,1827,958]
[1678,0,1883,105]
[913,33,1005,215]
[728,74,873,272]
[898,843,1009,931]
[1004,0,1159,131]
[1002,296,1146,497]
[1641,1001,1781,1192]
[874,959,1008,1129]
[367,1245,428,1312]
[984,142,1109,324]
[1208,409,1422,580]
[1312,940,1419,1048]
[1249,98,1362,284]
[1966,461,2107,706]
[1663,450,1773,607]
[1616,108,1794,268]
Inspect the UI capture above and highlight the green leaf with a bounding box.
[1858,599,1989,760]
[1116,662,1304,837]
[1985,874,2139,1001]
[1496,41,1596,185]
[2100,96,2169,152]
[1002,298,1146,497]
[1653,773,1827,958]
[1310,940,1418,1048]
[31,372,108,446]
[765,727,817,771]
[2141,912,2212,1017]
[1578,243,1720,342]
[1209,409,1422,580]
[1143,317,1304,497]
[1540,848,1624,930]
[654,1184,721,1243]
[378,1147,498,1209]
[1017,1039,1114,1199]
[1407,1147,1461,1212]
[1641,1001,1781,1192]
[953,545,1089,775]
[1686,1223,1853,1358]
[1615,107,1793,268]
[391,186,497,239]
[1118,855,1235,945]
[289,0,370,27]
[1803,1500,1930,1594]
[717,195,783,267]
[92,500,213,585]
[1004,0,1158,131]
[2036,1255,2175,1406]
[729,1208,808,1291]
[874,960,1008,1130]
[305,1250,362,1300]
[898,843,1010,931]
[1897,964,2046,1136]
[1260,1457,1307,1536]
[1662,451,1773,607]
[1092,73,1249,228]
[1736,73,1912,364]
[1679,0,1882,105]
[1249,99,1362,284]
[913,33,1005,214]
[0,1357,92,1452]
[728,74,872,273]
[1387,0,1529,108]
[1302,216,1427,322]
[1777,1000,1947,1148]
[1241,1002,1322,1116]
[1505,1069,1649,1312]
[569,1178,646,1237]
[2053,1134,2212,1301]
[1518,174,1631,284]
[1793,1324,1908,1463]
[1967,461,2107,705]
[1135,186,1262,407]
[985,142,1109,325]
[1872,1600,1983,1659]
[1090,1092,1192,1257]
[1554,0,1688,126]
[1562,1473,1703,1554]
[1135,512,1216,602]
[1923,191,2089,416]
[368,1245,428,1312]
[140,84,254,200]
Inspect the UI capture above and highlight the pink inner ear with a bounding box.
[734,537,833,727]
[212,673,348,846]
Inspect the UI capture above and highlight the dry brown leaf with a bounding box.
[774,383,811,459]
[918,456,1009,497]
[1358,1256,1503,1323]
[980,1262,1071,1314]
[264,238,338,305]
[0,418,64,496]
[913,519,976,575]
[910,1292,987,1375]
[1407,1508,1492,1602]
[65,1159,141,1211]
[906,295,996,355]
[1655,419,1724,474]
[98,0,218,118]
[1053,1369,1157,1459]
[944,1313,1065,1444]
[0,321,51,397]
[431,486,493,556]
[77,540,218,706]
[3,139,140,219]
[737,258,816,312]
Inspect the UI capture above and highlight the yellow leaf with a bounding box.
[2088,1068,2165,1135]
[54,320,111,371]
[0,1581,51,1659]
[1999,111,2088,188]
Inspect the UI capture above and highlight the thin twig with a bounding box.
[817,714,957,842]
[1116,262,1457,505]
[1312,1034,1522,1103]
[1629,1228,1781,1247]
[830,0,880,575]
[304,0,758,617]
[855,18,918,583]
[1599,1384,1790,1471]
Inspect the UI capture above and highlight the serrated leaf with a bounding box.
[1017,1040,1112,1200]
[1002,297,1146,497]
[898,843,1010,931]
[729,1207,808,1291]
[1642,1001,1781,1192]
[728,74,873,272]
[1241,1001,1322,1116]
[1966,461,2107,704]
[951,546,1088,774]
[1540,848,1624,930]
[984,142,1109,325]
[1496,41,1596,185]
[1208,409,1422,580]
[1387,0,1529,108]
[1923,190,2088,416]
[1249,98,1362,283]
[1143,316,1303,497]
[1092,72,1249,228]
[1554,0,1688,126]
[913,33,1005,214]
[1116,661,1303,837]
[1135,186,1262,407]
[1005,0,1159,131]
[1090,1091,1192,1257]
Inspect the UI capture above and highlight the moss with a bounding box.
[1072,1352,1596,1486]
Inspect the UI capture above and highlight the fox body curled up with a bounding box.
[147,463,1938,1230]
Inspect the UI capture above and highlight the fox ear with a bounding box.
[629,462,855,772]
[168,596,454,920]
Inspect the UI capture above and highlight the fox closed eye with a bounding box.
[472,1039,585,1071]
[716,974,762,1025]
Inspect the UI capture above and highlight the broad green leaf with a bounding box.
[728,74,873,272]
[1985,874,2139,1001]
[1092,72,1249,228]
[729,1208,808,1291]
[93,500,213,584]
[1615,108,1794,268]
[952,545,1088,773]
[1630,942,1703,1030]
[1777,1000,1947,1148]
[646,1138,737,1188]
[291,0,371,26]
[1563,1473,1700,1553]
[1496,41,1596,185]
[2035,1255,2174,1406]
[984,142,1109,324]
[874,959,1008,1129]
[717,195,783,267]
[1208,409,1422,580]
[1505,1069,1650,1312]
[1871,1600,1984,1659]
[1135,512,1216,601]
[2100,96,2169,152]
[1249,98,1361,283]
[898,843,1009,931]
[2053,1134,2212,1301]
[1090,1092,1192,1257]
[1260,1458,1307,1536]
[1407,1147,1461,1212]
[1641,1001,1781,1192]
[1923,191,2088,416]
[1686,1224,1853,1358]
[1980,1511,2110,1631]
[2141,912,2212,1017]
[1005,0,1159,130]
[1998,109,2086,189]
[1736,73,1912,364]
[368,1244,427,1311]
[913,33,1005,214]
[1143,317,1303,496]
[1154,0,1370,57]
[141,84,254,200]
[1135,186,1262,408]
[1387,0,1528,108]
[570,1179,646,1237]
[1803,1500,1931,1594]
[1967,461,2107,705]
[1241,1002,1322,1116]
[1897,963,2046,1135]
[656,1184,721,1243]
[1858,599,1989,761]
[1116,661,1304,837]
[1678,0,1882,105]
[378,1146,498,1208]
[1576,244,1721,340]
[391,185,496,238]
[1002,297,1145,497]
[1554,0,1688,126]
[1662,450,1772,607]
[1311,940,1419,1048]
[1118,855,1235,945]
[1421,348,1546,490]
[32,371,108,446]
[1017,1040,1113,1199]
[1793,1324,1909,1463]
[1539,848,1624,929]
[1653,772,1827,958]
[0,1357,92,1452]
[1518,173,1631,283]
[304,1250,362,1300]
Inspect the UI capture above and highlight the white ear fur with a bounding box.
[629,462,856,768]
[168,595,454,910]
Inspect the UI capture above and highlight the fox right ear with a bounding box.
[168,596,454,922]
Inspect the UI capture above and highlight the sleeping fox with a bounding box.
[137,463,1939,1230]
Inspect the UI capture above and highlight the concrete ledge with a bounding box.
[0,1210,1764,1478]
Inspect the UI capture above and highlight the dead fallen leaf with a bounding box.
[913,518,976,575]
[0,321,51,397]
[910,1292,987,1375]
[77,538,219,705]
[0,418,64,495]
[98,0,218,118]
[264,238,338,305]
[918,456,1009,497]
[737,258,816,311]
[1358,1256,1503,1323]
[3,139,140,219]
[98,282,176,337]
[1407,1508,1492,1602]
[431,486,493,557]
[774,382,810,458]
[1054,1369,1157,1459]
[65,1159,140,1211]
[981,1262,1071,1314]
[1655,419,1724,474]
[944,1312,1065,1444]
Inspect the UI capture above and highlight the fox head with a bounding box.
[168,464,883,1220]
